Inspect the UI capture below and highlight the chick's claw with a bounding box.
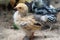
[23,36,30,40]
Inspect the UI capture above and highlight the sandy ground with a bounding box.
[0,0,60,40]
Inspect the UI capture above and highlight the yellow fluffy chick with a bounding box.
[13,3,28,27]
[13,3,41,40]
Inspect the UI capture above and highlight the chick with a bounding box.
[13,3,42,40]
[13,3,28,27]
[32,0,58,31]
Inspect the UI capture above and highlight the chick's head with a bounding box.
[14,3,28,14]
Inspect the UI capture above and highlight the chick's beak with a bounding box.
[14,7,17,10]
[14,7,16,9]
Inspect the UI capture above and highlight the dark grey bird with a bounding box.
[32,0,60,30]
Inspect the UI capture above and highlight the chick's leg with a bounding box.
[30,32,34,40]
[24,30,34,40]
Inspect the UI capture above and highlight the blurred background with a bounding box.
[0,0,60,40]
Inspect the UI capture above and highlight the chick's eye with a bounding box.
[19,7,22,9]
